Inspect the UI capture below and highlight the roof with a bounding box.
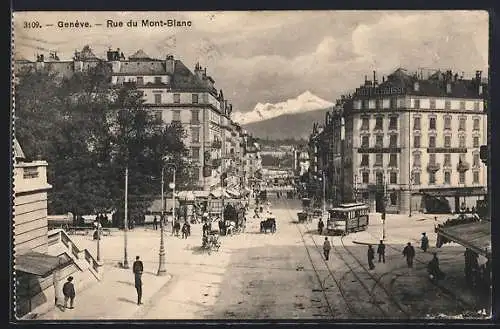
[129,49,152,60]
[118,60,166,75]
[15,252,72,277]
[14,139,25,160]
[436,221,491,258]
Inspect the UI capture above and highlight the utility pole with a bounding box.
[382,173,387,241]
[409,172,413,217]
[322,170,326,215]
[96,215,101,262]
[123,166,129,269]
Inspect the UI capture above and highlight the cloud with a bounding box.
[13,11,488,113]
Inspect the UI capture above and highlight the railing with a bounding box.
[457,162,470,172]
[426,163,441,172]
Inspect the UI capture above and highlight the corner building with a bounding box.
[344,68,487,214]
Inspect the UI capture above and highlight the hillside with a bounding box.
[242,108,329,140]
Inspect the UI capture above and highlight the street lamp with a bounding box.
[382,173,387,241]
[157,159,175,276]
[409,172,414,217]
[96,215,101,262]
[122,166,130,269]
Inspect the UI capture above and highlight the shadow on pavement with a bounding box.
[117,297,138,305]
[117,280,135,287]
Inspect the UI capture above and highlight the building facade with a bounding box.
[14,46,247,192]
[309,68,488,214]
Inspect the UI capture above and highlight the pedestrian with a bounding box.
[377,240,386,263]
[318,218,324,235]
[368,245,375,270]
[153,216,158,230]
[323,237,331,261]
[62,276,76,309]
[427,252,445,280]
[403,242,416,268]
[133,256,144,305]
[421,232,429,252]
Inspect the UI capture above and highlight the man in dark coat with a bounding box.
[421,232,429,252]
[403,242,416,268]
[153,216,158,230]
[427,252,445,280]
[377,240,386,263]
[133,256,144,305]
[368,245,375,270]
[317,218,324,235]
[62,276,76,309]
[323,237,331,261]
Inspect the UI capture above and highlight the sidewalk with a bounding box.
[38,264,172,320]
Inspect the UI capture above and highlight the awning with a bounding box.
[15,252,72,277]
[436,221,491,258]
[419,187,487,197]
[193,190,210,198]
[177,191,195,201]
[226,189,240,198]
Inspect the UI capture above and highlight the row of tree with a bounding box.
[15,63,192,220]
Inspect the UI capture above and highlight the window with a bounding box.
[460,101,466,110]
[459,135,466,148]
[191,128,200,143]
[360,154,369,166]
[389,117,398,130]
[361,117,369,130]
[361,136,369,148]
[362,100,368,109]
[375,117,383,130]
[192,167,200,181]
[389,172,397,184]
[376,172,384,185]
[444,171,451,184]
[445,100,451,110]
[429,136,436,148]
[389,135,397,148]
[136,77,144,85]
[473,171,480,184]
[444,154,451,166]
[429,117,436,130]
[375,135,383,147]
[429,172,436,185]
[23,167,39,179]
[473,153,480,167]
[473,136,480,148]
[414,99,420,109]
[413,172,420,185]
[192,94,199,104]
[191,110,200,124]
[375,154,383,167]
[172,110,181,122]
[444,135,451,148]
[459,172,466,184]
[444,116,452,130]
[389,154,397,167]
[154,76,162,84]
[362,172,369,184]
[413,117,421,130]
[459,117,466,131]
[375,99,382,109]
[191,147,200,159]
[473,118,480,131]
[413,135,421,148]
[429,153,436,165]
[430,99,436,109]
[173,93,180,104]
[154,93,162,104]
[474,101,480,111]
[390,98,397,109]
[154,110,162,122]
[413,153,421,167]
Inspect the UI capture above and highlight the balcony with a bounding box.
[457,161,470,172]
[426,162,441,173]
[212,140,222,149]
[212,158,222,168]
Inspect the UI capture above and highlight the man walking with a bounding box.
[62,276,75,309]
[403,242,416,268]
[153,216,158,230]
[133,256,144,305]
[377,240,386,263]
[367,245,375,270]
[318,218,325,235]
[323,237,331,261]
[421,232,429,252]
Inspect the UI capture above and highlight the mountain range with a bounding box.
[233,91,334,140]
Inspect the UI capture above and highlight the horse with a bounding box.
[173,221,181,237]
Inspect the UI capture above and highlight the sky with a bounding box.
[13,11,489,112]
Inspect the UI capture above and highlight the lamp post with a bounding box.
[122,166,129,269]
[157,161,175,276]
[96,215,101,262]
[409,172,414,217]
[382,173,387,241]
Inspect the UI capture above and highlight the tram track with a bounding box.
[283,199,412,319]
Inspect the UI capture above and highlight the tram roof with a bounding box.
[328,203,369,211]
[436,221,491,259]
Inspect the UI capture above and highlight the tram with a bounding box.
[326,203,370,236]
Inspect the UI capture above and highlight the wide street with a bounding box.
[45,198,489,320]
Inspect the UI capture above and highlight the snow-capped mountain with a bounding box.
[232,91,334,125]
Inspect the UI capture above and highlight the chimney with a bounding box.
[165,54,175,74]
[373,71,378,86]
[382,76,385,83]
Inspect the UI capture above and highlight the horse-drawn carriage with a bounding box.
[219,204,246,236]
[260,216,277,233]
[297,198,316,223]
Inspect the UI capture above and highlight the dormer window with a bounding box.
[446,83,452,94]
[413,82,420,92]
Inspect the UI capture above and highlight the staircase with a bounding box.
[47,229,102,281]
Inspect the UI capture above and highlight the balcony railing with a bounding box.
[426,162,441,173]
[457,161,470,172]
